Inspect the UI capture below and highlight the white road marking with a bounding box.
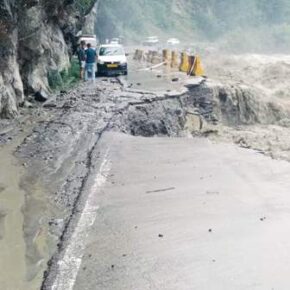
[51,149,111,290]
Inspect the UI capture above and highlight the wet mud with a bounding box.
[0,137,49,290]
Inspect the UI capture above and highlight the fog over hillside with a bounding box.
[96,0,290,52]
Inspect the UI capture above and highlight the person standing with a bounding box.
[77,40,86,80]
[85,43,97,81]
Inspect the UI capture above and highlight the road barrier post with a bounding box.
[179,52,190,72]
[194,56,204,76]
[187,55,204,76]
[153,51,162,64]
[163,49,171,66]
[133,49,139,60]
[171,51,179,68]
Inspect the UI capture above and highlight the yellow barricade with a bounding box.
[171,51,179,68]
[162,49,171,65]
[188,55,204,76]
[194,56,204,76]
[179,52,190,72]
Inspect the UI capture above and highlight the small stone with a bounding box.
[172,77,179,82]
[43,102,57,108]
[158,234,164,238]
[35,89,49,102]
[208,229,212,233]
[111,265,115,269]
[23,100,34,108]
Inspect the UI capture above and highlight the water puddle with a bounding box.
[0,140,50,290]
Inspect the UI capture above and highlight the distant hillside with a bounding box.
[96,0,290,52]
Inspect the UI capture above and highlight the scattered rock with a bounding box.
[43,95,57,108]
[208,229,212,233]
[172,77,179,82]
[158,234,164,238]
[23,100,34,108]
[35,89,49,103]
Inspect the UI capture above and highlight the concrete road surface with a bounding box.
[54,132,290,290]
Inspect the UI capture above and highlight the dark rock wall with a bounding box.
[0,0,98,118]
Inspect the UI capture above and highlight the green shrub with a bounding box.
[47,69,63,90]
[48,58,80,91]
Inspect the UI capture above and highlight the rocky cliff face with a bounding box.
[0,0,98,118]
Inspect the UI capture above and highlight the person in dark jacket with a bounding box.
[77,40,86,80]
[85,43,97,81]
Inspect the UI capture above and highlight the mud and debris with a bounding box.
[2,54,290,289]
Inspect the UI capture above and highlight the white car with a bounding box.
[110,38,120,44]
[143,36,159,46]
[167,38,180,46]
[97,44,128,76]
[78,34,97,48]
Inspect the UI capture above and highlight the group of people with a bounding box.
[77,41,97,81]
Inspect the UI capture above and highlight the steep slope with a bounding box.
[0,0,98,118]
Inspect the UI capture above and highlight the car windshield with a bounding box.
[99,47,124,56]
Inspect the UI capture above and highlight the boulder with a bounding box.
[35,89,49,102]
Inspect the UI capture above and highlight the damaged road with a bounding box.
[2,55,290,289]
[46,132,290,290]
